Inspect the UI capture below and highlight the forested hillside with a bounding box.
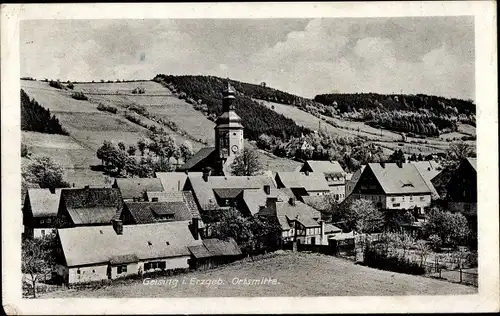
[21,89,67,135]
[153,75,311,141]
[314,93,476,137]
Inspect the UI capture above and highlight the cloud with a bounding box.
[20,18,474,100]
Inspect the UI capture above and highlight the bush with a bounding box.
[21,143,29,157]
[128,105,148,116]
[67,82,74,90]
[71,91,88,101]
[97,103,117,114]
[132,87,145,94]
[363,244,426,275]
[48,80,64,89]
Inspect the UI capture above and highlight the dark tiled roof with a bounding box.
[114,178,164,200]
[61,188,123,225]
[188,245,212,259]
[61,187,123,209]
[178,147,215,171]
[124,201,192,224]
[145,191,202,220]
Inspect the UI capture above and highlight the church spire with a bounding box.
[222,79,236,111]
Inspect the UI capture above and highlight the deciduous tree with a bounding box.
[230,148,262,176]
[22,156,70,189]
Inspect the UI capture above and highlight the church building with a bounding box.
[178,81,244,176]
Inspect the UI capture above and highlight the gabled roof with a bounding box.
[144,191,202,220]
[60,188,123,225]
[178,147,215,171]
[25,188,62,217]
[188,175,276,211]
[303,160,345,175]
[155,172,202,191]
[188,238,242,259]
[348,165,366,184]
[67,207,118,225]
[366,163,431,194]
[273,200,321,229]
[276,172,330,192]
[466,157,477,172]
[124,201,193,224]
[58,221,202,267]
[411,161,442,198]
[60,187,123,209]
[242,188,292,216]
[114,178,164,200]
[324,223,342,234]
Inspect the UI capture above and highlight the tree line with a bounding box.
[314,93,476,136]
[21,89,68,135]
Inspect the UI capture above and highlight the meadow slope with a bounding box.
[41,251,475,298]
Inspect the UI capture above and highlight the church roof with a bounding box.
[178,147,216,171]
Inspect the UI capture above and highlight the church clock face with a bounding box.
[231,145,239,153]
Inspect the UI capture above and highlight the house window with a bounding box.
[41,230,45,236]
[391,197,396,202]
[40,219,45,224]
[151,197,159,202]
[144,261,166,270]
[46,218,51,224]
[410,196,414,201]
[420,196,425,201]
[117,265,127,274]
[77,269,81,275]
[393,203,400,207]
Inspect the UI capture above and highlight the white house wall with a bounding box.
[68,264,109,284]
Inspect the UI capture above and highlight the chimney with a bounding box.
[396,162,403,168]
[191,218,199,240]
[380,162,385,168]
[184,170,189,175]
[72,183,75,188]
[289,197,296,206]
[202,167,211,182]
[84,185,90,189]
[49,187,55,194]
[264,185,271,195]
[112,219,123,235]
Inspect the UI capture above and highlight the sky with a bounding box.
[21,17,475,100]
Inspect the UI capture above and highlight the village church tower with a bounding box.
[215,82,244,174]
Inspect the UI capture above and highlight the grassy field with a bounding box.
[21,80,300,183]
[41,251,475,298]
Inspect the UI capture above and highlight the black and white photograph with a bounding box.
[1,2,498,314]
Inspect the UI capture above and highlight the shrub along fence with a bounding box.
[363,244,426,275]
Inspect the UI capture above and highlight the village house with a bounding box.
[239,186,294,216]
[22,188,61,238]
[445,158,477,216]
[275,172,331,200]
[184,172,276,217]
[155,172,202,191]
[188,237,242,270]
[57,187,123,228]
[411,160,442,199]
[54,220,203,284]
[112,178,164,201]
[350,162,432,216]
[179,82,244,176]
[345,165,365,198]
[120,191,205,237]
[257,196,328,245]
[299,160,347,201]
